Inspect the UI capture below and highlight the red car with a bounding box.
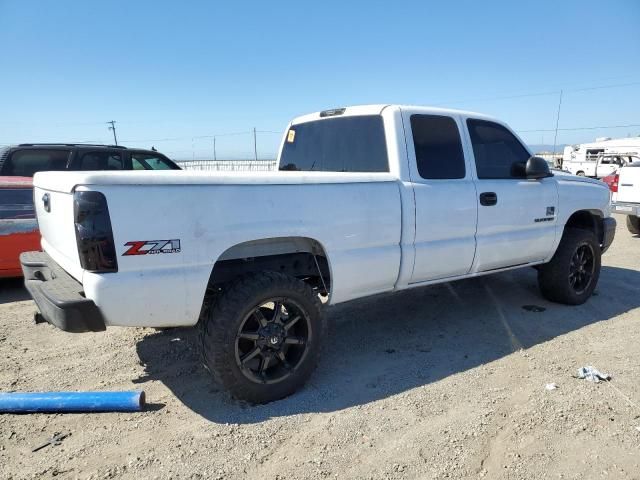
[0,176,40,278]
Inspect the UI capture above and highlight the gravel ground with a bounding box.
[1,214,639,479]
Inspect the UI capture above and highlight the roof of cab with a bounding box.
[10,144,161,155]
[289,104,499,125]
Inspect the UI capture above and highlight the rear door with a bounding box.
[72,150,127,171]
[465,118,558,272]
[401,110,477,283]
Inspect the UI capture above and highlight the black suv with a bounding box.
[0,144,180,177]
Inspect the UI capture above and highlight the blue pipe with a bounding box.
[0,391,145,413]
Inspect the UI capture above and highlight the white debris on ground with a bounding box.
[577,366,612,383]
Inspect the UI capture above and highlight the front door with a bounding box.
[465,118,558,272]
[402,110,478,283]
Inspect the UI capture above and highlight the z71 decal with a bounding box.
[123,239,181,256]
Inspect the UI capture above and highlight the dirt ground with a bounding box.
[1,214,639,480]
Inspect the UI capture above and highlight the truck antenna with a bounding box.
[552,90,563,157]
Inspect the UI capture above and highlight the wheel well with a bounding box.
[564,210,604,244]
[207,237,331,296]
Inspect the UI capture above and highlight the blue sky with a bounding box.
[1,0,639,160]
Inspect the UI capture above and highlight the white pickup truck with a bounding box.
[612,162,640,234]
[22,105,616,403]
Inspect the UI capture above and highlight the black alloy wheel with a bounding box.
[235,298,312,384]
[568,243,595,295]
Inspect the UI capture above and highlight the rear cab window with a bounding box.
[279,115,389,172]
[1,149,71,177]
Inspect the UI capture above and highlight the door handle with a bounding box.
[479,192,497,206]
[42,193,51,212]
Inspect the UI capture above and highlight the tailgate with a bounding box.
[617,165,640,204]
[33,184,83,282]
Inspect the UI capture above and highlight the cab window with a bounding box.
[411,114,465,179]
[467,119,530,179]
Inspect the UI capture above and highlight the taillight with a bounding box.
[73,191,118,272]
[602,174,618,193]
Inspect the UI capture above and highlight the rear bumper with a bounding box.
[612,202,640,216]
[20,251,105,333]
[601,217,616,254]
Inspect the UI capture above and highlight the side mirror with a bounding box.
[526,156,552,180]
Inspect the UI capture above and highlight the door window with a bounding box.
[1,149,70,177]
[467,119,530,179]
[78,151,124,170]
[410,114,465,179]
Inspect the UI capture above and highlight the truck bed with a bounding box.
[32,169,404,327]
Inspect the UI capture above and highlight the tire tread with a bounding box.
[198,271,325,403]
[538,228,601,305]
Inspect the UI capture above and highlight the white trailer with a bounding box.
[563,137,640,177]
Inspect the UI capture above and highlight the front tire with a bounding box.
[538,228,601,305]
[626,215,640,235]
[199,272,325,404]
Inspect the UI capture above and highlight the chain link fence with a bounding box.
[176,160,278,171]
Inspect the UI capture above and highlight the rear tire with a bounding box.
[199,272,325,404]
[538,228,601,305]
[626,215,640,235]
[576,171,586,176]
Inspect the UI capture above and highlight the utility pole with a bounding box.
[213,136,217,161]
[253,127,258,161]
[552,90,563,156]
[107,120,118,145]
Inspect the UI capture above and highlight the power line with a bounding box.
[571,81,640,93]
[119,130,266,143]
[517,123,640,133]
[431,80,640,106]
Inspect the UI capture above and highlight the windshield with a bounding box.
[131,152,181,170]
